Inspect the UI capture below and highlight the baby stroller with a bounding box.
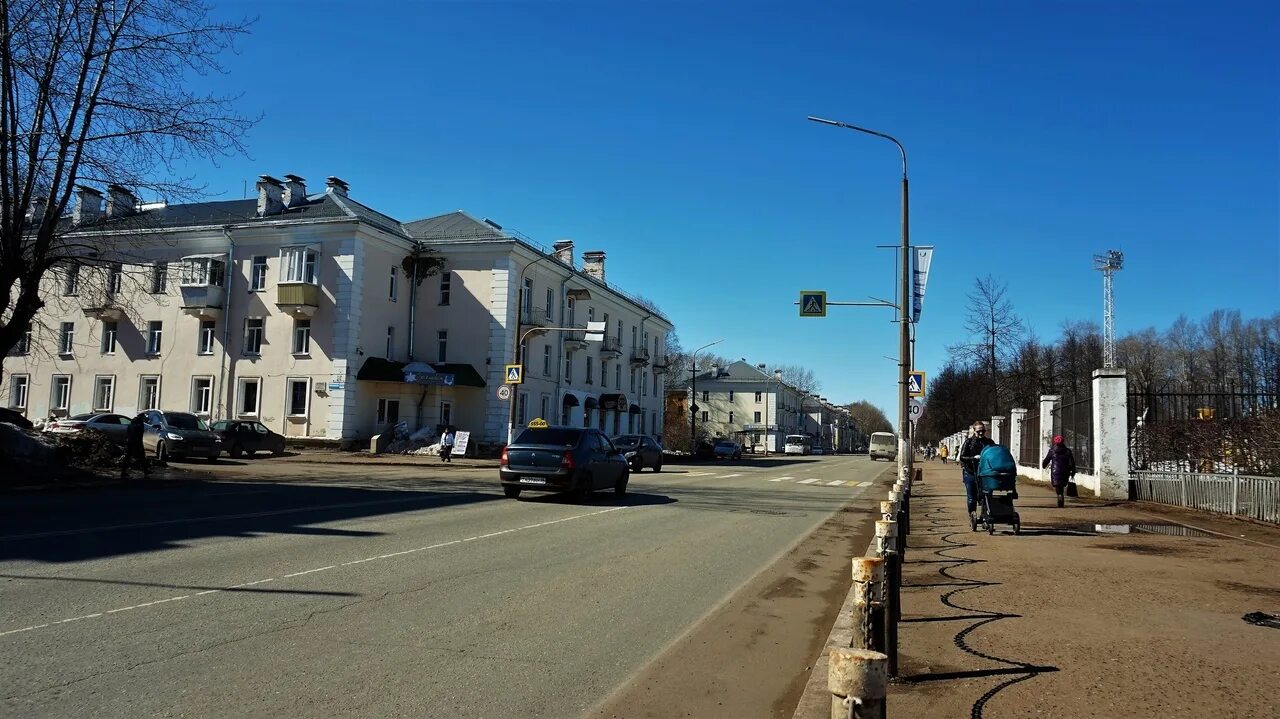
[970,444,1021,535]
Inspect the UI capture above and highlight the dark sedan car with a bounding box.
[141,410,223,462]
[210,420,286,458]
[612,434,663,472]
[499,425,629,500]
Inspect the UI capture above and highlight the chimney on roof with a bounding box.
[325,176,349,197]
[553,240,574,267]
[582,251,606,282]
[256,175,284,216]
[710,364,719,377]
[105,184,137,219]
[282,174,308,208]
[72,185,103,225]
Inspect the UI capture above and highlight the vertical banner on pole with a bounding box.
[912,246,933,323]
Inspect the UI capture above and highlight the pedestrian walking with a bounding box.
[1042,434,1077,508]
[440,427,456,463]
[958,421,995,517]
[939,443,949,464]
[121,413,151,480]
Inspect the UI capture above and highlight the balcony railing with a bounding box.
[630,347,650,367]
[276,282,319,317]
[599,336,622,357]
[651,354,670,373]
[520,307,552,328]
[179,284,226,320]
[562,330,587,351]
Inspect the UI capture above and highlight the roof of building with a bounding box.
[403,211,506,241]
[61,192,361,234]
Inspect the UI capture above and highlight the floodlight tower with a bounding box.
[1094,250,1124,368]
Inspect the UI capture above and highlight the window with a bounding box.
[729,411,735,424]
[728,391,734,401]
[439,271,451,305]
[564,353,573,383]
[376,398,400,425]
[600,360,608,387]
[585,356,594,384]
[107,264,123,299]
[181,256,225,286]
[439,400,452,427]
[237,377,261,416]
[522,277,533,316]
[389,266,398,302]
[566,296,576,326]
[642,372,648,396]
[101,321,118,354]
[587,306,595,322]
[139,376,161,411]
[93,376,115,412]
[63,264,79,295]
[51,376,71,411]
[151,262,168,294]
[755,391,763,402]
[242,319,263,356]
[293,319,311,355]
[542,345,552,375]
[701,411,708,422]
[437,330,448,363]
[617,320,623,346]
[146,321,163,355]
[15,329,31,355]
[199,321,216,355]
[702,390,709,402]
[279,246,318,284]
[59,322,75,355]
[191,377,213,415]
[251,255,268,291]
[385,326,394,359]
[631,326,637,349]
[545,288,553,320]
[540,395,549,422]
[754,411,762,423]
[9,375,29,409]
[286,378,310,417]
[517,393,527,425]
[615,363,621,389]
[630,369,637,393]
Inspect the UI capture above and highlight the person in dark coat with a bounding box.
[121,413,150,480]
[1042,434,1076,507]
[958,421,996,516]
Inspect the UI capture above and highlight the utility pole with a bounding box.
[1094,250,1124,368]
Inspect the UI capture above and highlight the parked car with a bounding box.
[712,440,743,460]
[77,413,134,445]
[811,446,826,456]
[210,420,286,458]
[141,410,223,462]
[499,425,629,500]
[0,407,34,430]
[612,434,663,472]
[42,412,100,435]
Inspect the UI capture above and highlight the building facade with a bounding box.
[679,361,805,452]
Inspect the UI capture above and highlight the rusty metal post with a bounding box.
[875,519,900,677]
[829,648,888,719]
[851,556,886,652]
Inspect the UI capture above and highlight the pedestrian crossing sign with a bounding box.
[505,364,523,384]
[799,290,827,317]
[908,371,925,397]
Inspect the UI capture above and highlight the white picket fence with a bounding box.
[1131,470,1280,524]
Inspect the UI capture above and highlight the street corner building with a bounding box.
[2,175,674,449]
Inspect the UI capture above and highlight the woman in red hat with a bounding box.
[1041,435,1076,507]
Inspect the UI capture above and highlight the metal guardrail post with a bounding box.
[875,519,899,678]
[828,648,888,719]
[851,557,886,653]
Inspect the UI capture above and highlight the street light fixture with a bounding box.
[687,338,724,455]
[807,115,913,484]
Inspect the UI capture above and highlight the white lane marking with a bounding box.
[798,478,821,485]
[768,479,784,483]
[686,472,712,477]
[0,506,627,640]
[717,474,742,479]
[856,481,872,487]
[826,480,846,486]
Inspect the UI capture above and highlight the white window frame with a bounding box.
[146,320,163,355]
[437,330,448,363]
[755,391,763,403]
[63,264,79,296]
[615,363,621,389]
[139,376,161,411]
[58,322,75,355]
[9,374,30,409]
[376,397,400,425]
[107,264,123,299]
[51,375,72,411]
[521,277,533,316]
[440,400,453,427]
[237,377,262,417]
[567,296,576,326]
[517,393,527,425]
[244,318,264,356]
[292,319,311,355]
[540,395,549,423]
[728,411,734,424]
[564,353,573,383]
[439,271,451,306]
[585,356,594,384]
[15,329,32,355]
[191,376,214,416]
[151,262,168,294]
[544,288,553,320]
[643,372,649,396]
[93,375,115,412]
[180,256,226,287]
[389,266,398,302]
[101,321,118,355]
[543,345,552,375]
[286,377,311,418]
[754,411,762,423]
[385,326,395,359]
[279,246,318,285]
[250,255,268,291]
[198,320,216,355]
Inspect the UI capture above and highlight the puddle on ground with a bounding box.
[1091,523,1212,537]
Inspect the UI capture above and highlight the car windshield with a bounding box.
[163,413,209,431]
[69,413,98,421]
[715,441,735,448]
[514,428,582,447]
[612,436,641,447]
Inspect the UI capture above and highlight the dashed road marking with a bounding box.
[717,474,742,479]
[773,476,794,482]
[856,481,873,487]
[798,478,821,485]
[826,480,846,486]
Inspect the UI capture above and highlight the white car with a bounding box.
[42,413,99,435]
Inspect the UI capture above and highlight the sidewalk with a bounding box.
[890,461,1280,718]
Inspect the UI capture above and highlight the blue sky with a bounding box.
[180,1,1278,419]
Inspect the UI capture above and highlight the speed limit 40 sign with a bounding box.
[497,385,512,401]
[908,398,925,422]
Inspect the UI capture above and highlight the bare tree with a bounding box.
[777,364,820,395]
[949,275,1024,415]
[0,0,255,362]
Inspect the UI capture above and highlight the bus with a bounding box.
[783,434,812,456]
[868,432,898,461]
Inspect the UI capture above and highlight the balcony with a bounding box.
[82,294,125,322]
[519,306,552,331]
[599,336,622,358]
[651,354,670,374]
[276,282,319,318]
[179,284,226,320]
[630,347,650,367]
[562,330,588,352]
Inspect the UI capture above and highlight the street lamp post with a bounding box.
[807,115,913,483]
[687,338,724,455]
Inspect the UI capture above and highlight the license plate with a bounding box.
[519,476,547,485]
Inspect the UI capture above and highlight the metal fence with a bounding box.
[1053,396,1093,474]
[1131,470,1280,524]
[1018,411,1040,466]
[1128,388,1279,475]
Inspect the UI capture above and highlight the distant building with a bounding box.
[669,360,804,452]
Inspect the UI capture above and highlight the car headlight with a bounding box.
[165,432,184,440]
[625,451,637,458]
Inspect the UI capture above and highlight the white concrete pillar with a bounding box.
[1038,395,1061,482]
[1009,408,1027,464]
[990,415,1006,447]
[1092,368,1130,500]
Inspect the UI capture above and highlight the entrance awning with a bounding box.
[562,393,580,407]
[583,396,599,410]
[628,403,642,414]
[599,393,627,411]
[355,357,486,388]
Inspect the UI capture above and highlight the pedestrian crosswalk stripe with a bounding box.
[856,481,872,487]
[718,474,741,478]
[768,478,784,482]
[826,480,845,486]
[798,478,821,485]
[775,476,793,481]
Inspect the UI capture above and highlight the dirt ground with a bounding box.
[890,463,1280,719]
[586,485,888,719]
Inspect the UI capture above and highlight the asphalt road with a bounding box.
[1,453,891,718]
